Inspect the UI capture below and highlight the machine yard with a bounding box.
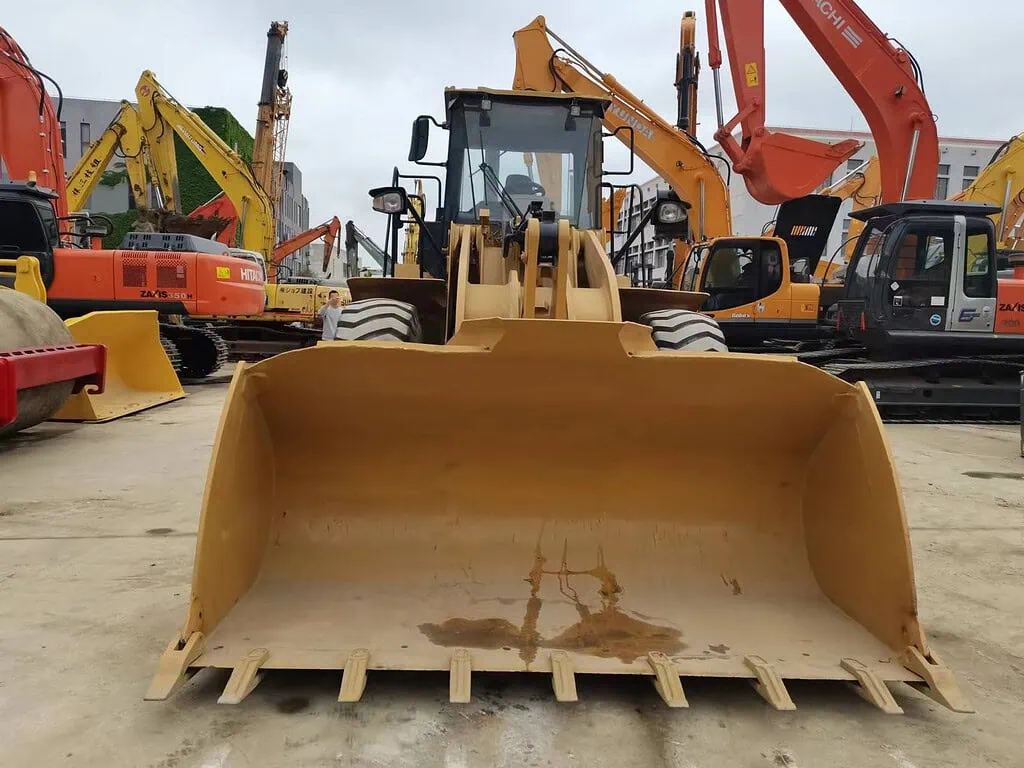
[1,383,1021,767]
[3,1,1024,765]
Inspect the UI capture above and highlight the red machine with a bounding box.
[0,343,105,431]
[705,0,938,204]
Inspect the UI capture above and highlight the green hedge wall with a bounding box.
[175,107,255,215]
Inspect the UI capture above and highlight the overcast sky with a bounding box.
[7,0,1021,269]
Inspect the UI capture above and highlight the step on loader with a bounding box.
[148,88,969,714]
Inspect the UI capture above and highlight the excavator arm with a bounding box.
[822,155,880,259]
[953,133,1023,247]
[135,71,276,272]
[272,216,341,273]
[706,0,936,205]
[66,101,148,213]
[513,15,732,246]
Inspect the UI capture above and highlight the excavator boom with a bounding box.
[272,216,341,273]
[513,16,732,247]
[954,133,1023,246]
[706,0,936,205]
[135,71,277,273]
[66,101,149,213]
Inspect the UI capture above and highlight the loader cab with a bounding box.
[0,182,59,288]
[838,200,1024,353]
[438,89,605,232]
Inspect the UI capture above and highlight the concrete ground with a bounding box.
[1,385,1022,768]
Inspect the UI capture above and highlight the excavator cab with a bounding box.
[838,200,1024,350]
[677,195,841,346]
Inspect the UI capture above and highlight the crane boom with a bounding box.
[706,0,936,205]
[66,101,149,213]
[252,21,291,221]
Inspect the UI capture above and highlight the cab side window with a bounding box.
[964,230,994,298]
[887,225,952,308]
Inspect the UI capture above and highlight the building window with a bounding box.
[79,123,91,156]
[962,165,980,192]
[59,122,67,157]
[655,251,666,269]
[847,158,864,172]
[935,163,950,199]
[841,217,852,243]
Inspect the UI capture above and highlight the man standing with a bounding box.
[318,290,343,341]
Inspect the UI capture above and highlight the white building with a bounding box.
[611,127,1005,284]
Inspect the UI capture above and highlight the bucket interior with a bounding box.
[187,320,921,684]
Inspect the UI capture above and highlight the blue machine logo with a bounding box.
[959,308,980,322]
[929,313,942,326]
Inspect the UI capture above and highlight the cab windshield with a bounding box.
[445,96,601,229]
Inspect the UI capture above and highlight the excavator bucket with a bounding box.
[148,319,969,712]
[54,311,184,422]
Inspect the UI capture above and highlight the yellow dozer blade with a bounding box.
[148,319,969,712]
[54,310,185,422]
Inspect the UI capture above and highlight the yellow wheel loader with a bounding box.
[148,89,970,714]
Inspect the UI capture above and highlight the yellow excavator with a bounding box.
[954,132,1024,254]
[820,156,881,264]
[513,14,733,275]
[513,15,843,346]
[65,101,150,214]
[147,87,968,716]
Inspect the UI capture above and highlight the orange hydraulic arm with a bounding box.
[0,27,67,215]
[272,216,341,273]
[513,15,731,245]
[706,0,936,205]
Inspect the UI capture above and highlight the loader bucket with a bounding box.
[54,311,185,422]
[148,319,969,712]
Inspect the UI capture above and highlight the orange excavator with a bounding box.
[0,27,266,380]
[705,0,938,204]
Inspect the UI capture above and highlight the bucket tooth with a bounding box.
[903,646,974,713]
[144,632,204,701]
[449,649,472,704]
[744,655,795,710]
[217,648,270,705]
[550,652,578,703]
[841,658,903,714]
[648,652,688,708]
[338,649,370,702]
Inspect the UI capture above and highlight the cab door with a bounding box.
[946,216,996,332]
[880,217,954,332]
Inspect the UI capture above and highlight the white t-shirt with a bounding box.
[319,304,343,340]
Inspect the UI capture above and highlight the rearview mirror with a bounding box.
[369,186,409,215]
[409,116,431,162]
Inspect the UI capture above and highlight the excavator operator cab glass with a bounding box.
[699,239,783,311]
[442,91,605,231]
[845,216,896,300]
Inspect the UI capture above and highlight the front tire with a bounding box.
[335,299,422,342]
[639,309,728,352]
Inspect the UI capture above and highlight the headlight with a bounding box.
[373,192,405,214]
[656,202,687,224]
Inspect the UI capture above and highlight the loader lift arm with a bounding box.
[134,71,277,273]
[705,0,936,205]
[66,101,149,213]
[513,15,732,247]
